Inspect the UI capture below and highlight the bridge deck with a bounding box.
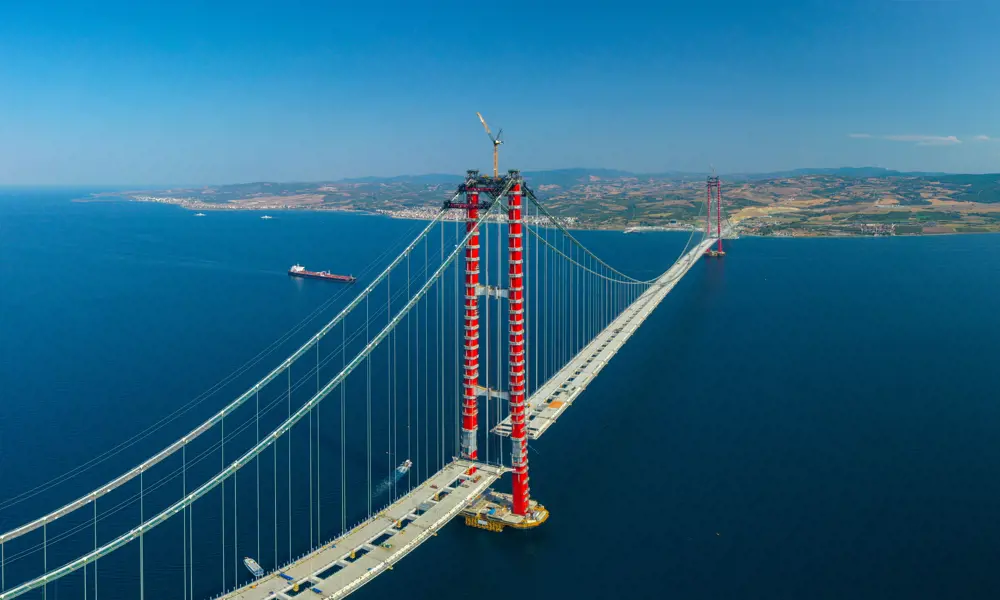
[220,460,504,600]
[494,236,716,439]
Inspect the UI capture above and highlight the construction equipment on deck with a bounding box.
[476,111,503,178]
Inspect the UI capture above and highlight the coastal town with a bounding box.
[99,168,1000,237]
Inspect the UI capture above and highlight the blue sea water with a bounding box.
[2,190,1000,599]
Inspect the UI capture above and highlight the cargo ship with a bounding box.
[288,264,356,283]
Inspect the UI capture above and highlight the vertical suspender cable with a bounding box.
[139,470,144,600]
[340,319,346,535]
[584,250,588,342]
[438,223,444,470]
[524,213,530,400]
[308,394,312,550]
[561,235,566,367]
[454,218,460,459]
[273,425,277,568]
[233,445,237,588]
[545,222,549,383]
[188,479,193,600]
[388,272,393,497]
[579,236,583,352]
[534,206,539,394]
[585,250,588,342]
[308,368,314,551]
[287,367,291,563]
[394,279,400,494]
[440,222,445,469]
[568,239,573,355]
[424,241,429,480]
[366,295,371,516]
[94,499,97,600]
[256,388,260,565]
[552,237,569,371]
[414,251,421,485]
[577,241,581,351]
[183,445,187,600]
[579,241,583,344]
[83,522,86,599]
[388,272,393,496]
[315,342,319,546]
[407,251,412,491]
[221,417,226,592]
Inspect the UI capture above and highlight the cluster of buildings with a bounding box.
[131,194,296,212]
[858,223,895,235]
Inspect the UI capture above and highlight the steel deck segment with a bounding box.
[219,460,504,600]
[495,235,720,439]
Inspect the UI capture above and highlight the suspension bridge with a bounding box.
[0,169,731,600]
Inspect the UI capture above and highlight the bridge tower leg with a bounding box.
[705,175,725,258]
[706,176,713,240]
[461,171,481,471]
[715,178,724,254]
[507,171,530,516]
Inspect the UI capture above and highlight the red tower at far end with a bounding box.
[705,175,726,258]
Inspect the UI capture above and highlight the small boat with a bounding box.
[243,557,264,578]
[261,215,273,220]
[194,213,206,217]
[396,459,413,475]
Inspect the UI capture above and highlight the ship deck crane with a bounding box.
[476,112,503,178]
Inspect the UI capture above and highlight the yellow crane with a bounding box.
[476,112,503,178]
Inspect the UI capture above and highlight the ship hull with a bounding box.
[288,270,355,283]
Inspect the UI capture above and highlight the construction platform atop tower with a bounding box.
[461,490,549,532]
[443,169,528,210]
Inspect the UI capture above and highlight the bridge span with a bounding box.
[221,461,503,600]
[219,231,724,600]
[495,233,721,439]
[0,170,732,600]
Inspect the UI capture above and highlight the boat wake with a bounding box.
[374,459,412,496]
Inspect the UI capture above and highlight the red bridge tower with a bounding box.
[705,175,726,258]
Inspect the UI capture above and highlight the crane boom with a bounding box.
[475,111,502,178]
[476,111,494,139]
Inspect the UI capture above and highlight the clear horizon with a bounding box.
[2,1,999,185]
[2,164,999,189]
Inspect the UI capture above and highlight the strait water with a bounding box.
[2,191,1000,599]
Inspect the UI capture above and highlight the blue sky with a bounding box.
[1,0,998,184]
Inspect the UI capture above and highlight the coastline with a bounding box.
[73,194,1000,238]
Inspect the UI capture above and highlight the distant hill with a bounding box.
[339,173,465,184]
[334,166,962,187]
[337,169,640,188]
[522,168,635,188]
[726,167,948,181]
[924,173,1000,203]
